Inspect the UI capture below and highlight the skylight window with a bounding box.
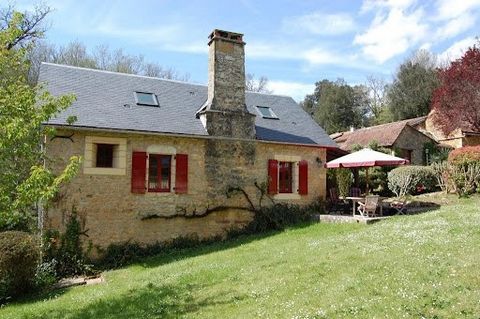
[256,106,278,119]
[134,92,159,106]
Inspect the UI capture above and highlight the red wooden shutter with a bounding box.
[268,159,278,194]
[131,151,147,194]
[298,160,308,195]
[175,154,188,194]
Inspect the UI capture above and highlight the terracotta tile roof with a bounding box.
[330,118,423,150]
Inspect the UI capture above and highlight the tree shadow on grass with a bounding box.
[138,222,315,269]
[24,282,248,319]
[5,222,313,311]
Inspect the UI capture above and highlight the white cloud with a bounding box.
[436,0,480,20]
[268,81,315,102]
[360,0,417,13]
[435,12,476,40]
[282,12,356,35]
[438,36,478,62]
[354,5,427,63]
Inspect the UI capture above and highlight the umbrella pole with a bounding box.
[366,167,370,194]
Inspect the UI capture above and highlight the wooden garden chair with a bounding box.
[349,187,362,197]
[328,188,348,214]
[357,195,380,217]
[390,199,408,215]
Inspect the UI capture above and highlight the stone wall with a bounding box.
[45,129,326,254]
[393,126,435,165]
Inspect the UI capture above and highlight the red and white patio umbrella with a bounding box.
[325,148,409,193]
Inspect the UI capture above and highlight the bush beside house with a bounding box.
[0,231,39,303]
[388,166,437,197]
[447,146,480,196]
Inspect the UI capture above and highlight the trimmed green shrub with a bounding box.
[388,165,437,197]
[0,231,40,303]
[336,169,352,198]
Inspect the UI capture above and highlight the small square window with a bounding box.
[96,144,114,168]
[256,106,278,119]
[134,92,159,106]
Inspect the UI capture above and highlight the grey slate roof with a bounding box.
[39,63,337,147]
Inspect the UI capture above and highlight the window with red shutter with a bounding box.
[268,159,278,194]
[298,160,308,195]
[131,151,147,194]
[175,154,188,194]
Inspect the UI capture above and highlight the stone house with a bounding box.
[330,118,437,165]
[40,29,337,252]
[423,117,480,148]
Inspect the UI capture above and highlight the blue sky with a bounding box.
[15,0,480,101]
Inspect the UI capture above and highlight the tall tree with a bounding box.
[387,50,439,120]
[365,75,390,124]
[430,42,480,135]
[28,40,191,84]
[245,73,272,93]
[0,8,79,231]
[302,79,368,134]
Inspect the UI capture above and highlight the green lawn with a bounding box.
[2,195,480,318]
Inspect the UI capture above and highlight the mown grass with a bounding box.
[1,194,480,318]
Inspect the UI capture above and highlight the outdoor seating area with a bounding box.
[325,148,411,219]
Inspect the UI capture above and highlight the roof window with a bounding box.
[256,106,278,119]
[134,92,159,106]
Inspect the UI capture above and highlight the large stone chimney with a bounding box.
[199,29,256,139]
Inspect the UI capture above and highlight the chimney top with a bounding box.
[208,29,244,45]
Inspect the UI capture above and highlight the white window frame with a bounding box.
[146,145,177,195]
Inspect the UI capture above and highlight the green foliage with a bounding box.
[33,260,57,291]
[388,166,437,197]
[336,169,353,197]
[0,9,79,231]
[387,50,439,120]
[303,79,368,134]
[96,234,218,270]
[0,231,39,303]
[424,142,450,164]
[247,201,320,234]
[43,211,92,278]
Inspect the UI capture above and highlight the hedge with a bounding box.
[388,165,437,197]
[0,231,39,303]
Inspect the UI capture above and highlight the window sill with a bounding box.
[146,192,175,196]
[274,193,301,200]
[84,167,125,175]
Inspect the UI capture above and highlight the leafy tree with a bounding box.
[302,79,368,134]
[245,73,272,93]
[430,42,480,136]
[0,9,80,231]
[387,50,439,120]
[28,40,191,84]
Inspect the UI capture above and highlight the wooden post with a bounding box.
[365,167,370,194]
